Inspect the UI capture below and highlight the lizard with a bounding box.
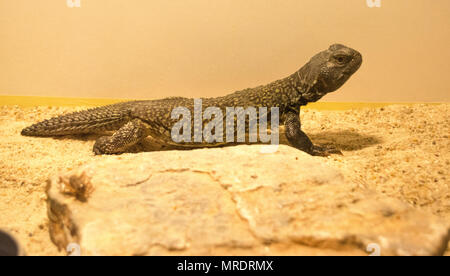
[21,43,362,156]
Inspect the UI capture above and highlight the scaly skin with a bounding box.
[21,44,362,156]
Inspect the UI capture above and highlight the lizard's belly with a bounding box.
[146,110,278,148]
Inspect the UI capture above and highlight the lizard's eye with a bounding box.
[334,55,350,65]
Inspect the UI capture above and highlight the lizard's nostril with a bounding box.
[351,52,363,69]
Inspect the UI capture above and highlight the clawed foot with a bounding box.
[308,144,343,157]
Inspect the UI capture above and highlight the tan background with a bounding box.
[0,0,449,102]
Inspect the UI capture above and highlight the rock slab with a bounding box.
[46,145,449,255]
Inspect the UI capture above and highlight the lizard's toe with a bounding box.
[309,144,342,157]
[93,136,113,155]
[93,147,102,155]
[322,144,343,155]
[309,145,330,157]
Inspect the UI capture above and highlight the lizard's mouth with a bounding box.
[340,53,362,78]
[334,70,352,86]
[338,72,350,80]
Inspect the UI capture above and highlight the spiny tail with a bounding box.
[21,104,131,136]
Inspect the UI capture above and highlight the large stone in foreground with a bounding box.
[46,145,449,256]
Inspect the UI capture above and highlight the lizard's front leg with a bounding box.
[93,118,151,155]
[284,109,341,156]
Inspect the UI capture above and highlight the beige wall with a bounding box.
[0,0,449,102]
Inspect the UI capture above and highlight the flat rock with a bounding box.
[46,145,449,256]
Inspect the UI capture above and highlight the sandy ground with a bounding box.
[0,104,449,256]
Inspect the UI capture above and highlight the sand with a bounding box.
[0,103,449,256]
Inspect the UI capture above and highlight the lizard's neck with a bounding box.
[290,61,328,104]
[209,63,325,109]
[211,74,301,109]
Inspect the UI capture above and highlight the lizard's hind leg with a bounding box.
[93,118,151,155]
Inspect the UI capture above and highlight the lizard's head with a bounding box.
[299,44,362,100]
